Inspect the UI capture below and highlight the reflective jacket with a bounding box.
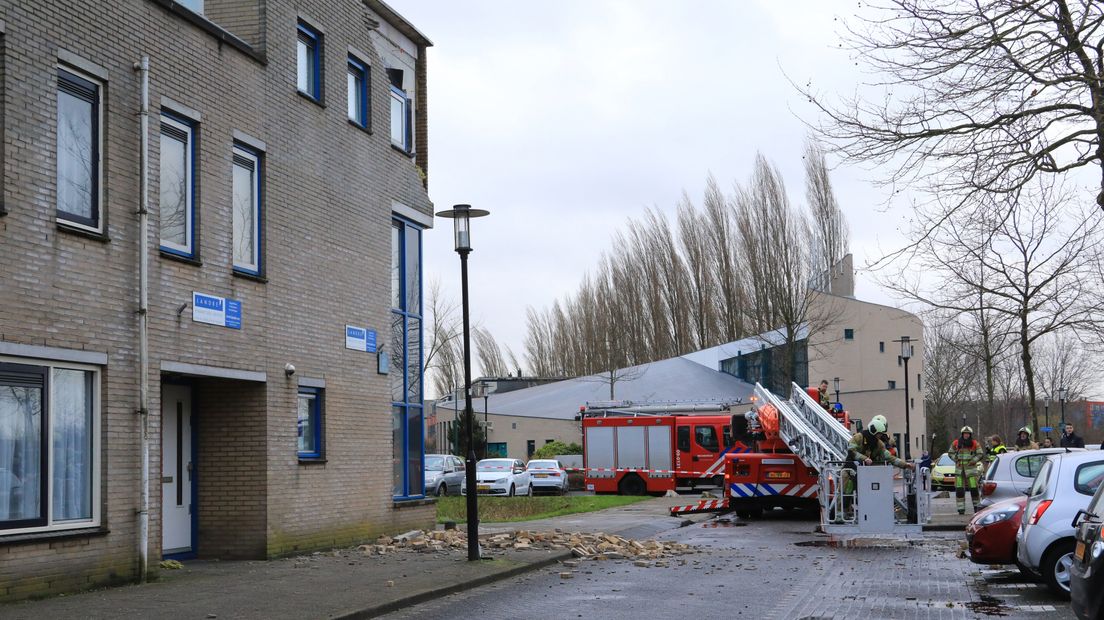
[847,431,909,469]
[950,437,984,471]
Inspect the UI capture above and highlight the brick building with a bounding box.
[0,0,434,600]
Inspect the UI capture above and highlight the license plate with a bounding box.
[1075,541,1086,562]
[477,484,491,491]
[767,472,790,479]
[534,474,549,478]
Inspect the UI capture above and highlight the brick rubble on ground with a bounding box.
[357,528,696,565]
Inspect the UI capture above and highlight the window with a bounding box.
[0,360,98,533]
[888,380,897,390]
[695,425,719,452]
[879,341,885,353]
[159,114,195,257]
[917,374,922,391]
[57,68,101,231]
[391,218,424,498]
[844,329,854,340]
[677,426,691,452]
[387,68,412,151]
[527,440,535,457]
[1075,461,1104,496]
[347,56,369,128]
[231,145,261,275]
[1015,455,1049,479]
[1029,460,1052,497]
[296,388,323,459]
[296,22,322,101]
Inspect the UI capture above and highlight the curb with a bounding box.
[333,550,573,619]
[923,523,967,532]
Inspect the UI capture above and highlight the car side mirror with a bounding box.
[1072,509,1087,528]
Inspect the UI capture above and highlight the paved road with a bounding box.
[384,509,1076,620]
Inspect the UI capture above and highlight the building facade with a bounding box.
[0,0,433,601]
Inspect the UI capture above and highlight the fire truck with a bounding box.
[580,400,750,495]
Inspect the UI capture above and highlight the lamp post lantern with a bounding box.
[833,377,841,406]
[436,204,489,562]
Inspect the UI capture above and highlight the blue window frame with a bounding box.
[391,218,424,498]
[297,387,323,459]
[159,113,196,258]
[347,56,369,128]
[231,144,262,275]
[296,22,322,101]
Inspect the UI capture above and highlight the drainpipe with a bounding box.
[134,56,151,583]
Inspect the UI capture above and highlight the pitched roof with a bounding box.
[436,356,754,420]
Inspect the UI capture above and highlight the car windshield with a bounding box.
[477,459,514,472]
[527,460,559,469]
[937,453,953,467]
[425,456,444,470]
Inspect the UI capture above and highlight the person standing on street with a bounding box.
[1060,423,1085,448]
[987,435,1007,462]
[950,426,985,515]
[1013,428,1037,451]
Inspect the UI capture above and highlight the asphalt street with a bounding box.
[383,509,1077,620]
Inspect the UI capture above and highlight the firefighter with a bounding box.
[835,415,914,523]
[950,426,985,514]
[817,380,832,412]
[1013,427,1037,451]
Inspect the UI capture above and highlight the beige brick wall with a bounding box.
[0,0,434,600]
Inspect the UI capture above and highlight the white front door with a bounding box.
[161,384,193,554]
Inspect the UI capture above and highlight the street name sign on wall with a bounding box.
[345,325,377,352]
[192,292,242,329]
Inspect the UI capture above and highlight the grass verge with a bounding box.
[436,494,649,524]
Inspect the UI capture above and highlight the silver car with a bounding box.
[424,454,465,496]
[981,448,1084,508]
[1017,451,1104,597]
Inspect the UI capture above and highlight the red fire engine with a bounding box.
[580,401,750,495]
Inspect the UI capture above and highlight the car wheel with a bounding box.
[1016,560,1036,580]
[509,484,516,497]
[436,483,447,497]
[1041,540,1075,598]
[527,483,533,497]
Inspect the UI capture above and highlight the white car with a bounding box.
[1017,451,1104,597]
[980,448,1084,508]
[526,459,569,495]
[461,458,532,497]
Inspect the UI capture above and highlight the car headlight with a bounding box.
[1092,541,1104,560]
[495,478,507,484]
[977,509,1017,526]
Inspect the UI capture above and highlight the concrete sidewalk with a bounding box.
[0,496,703,620]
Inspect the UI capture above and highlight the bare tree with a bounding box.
[923,316,983,454]
[807,0,1104,219]
[473,326,507,378]
[1035,331,1098,402]
[805,137,850,284]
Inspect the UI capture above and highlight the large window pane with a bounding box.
[232,149,258,272]
[159,121,190,251]
[57,73,97,225]
[390,312,404,403]
[391,224,402,309]
[392,407,404,496]
[52,369,91,521]
[405,226,420,312]
[390,91,405,147]
[406,407,423,495]
[0,374,44,524]
[406,317,421,403]
[297,36,312,94]
[297,392,317,456]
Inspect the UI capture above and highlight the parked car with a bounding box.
[461,458,532,497]
[424,454,465,496]
[1017,451,1104,597]
[526,459,569,495]
[980,448,1084,508]
[1070,477,1104,619]
[932,453,957,490]
[966,495,1027,566]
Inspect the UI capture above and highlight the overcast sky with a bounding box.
[391,0,920,374]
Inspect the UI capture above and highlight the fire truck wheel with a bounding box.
[618,474,647,496]
[736,505,763,519]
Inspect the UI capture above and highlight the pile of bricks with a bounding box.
[358,528,695,565]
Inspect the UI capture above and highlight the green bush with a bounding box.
[532,440,582,460]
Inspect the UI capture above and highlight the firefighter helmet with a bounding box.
[961,426,974,434]
[1018,426,1030,435]
[868,415,888,434]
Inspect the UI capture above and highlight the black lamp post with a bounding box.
[436,203,489,562]
[1044,396,1050,439]
[895,336,915,460]
[833,377,841,406]
[1059,386,1068,430]
[483,384,490,457]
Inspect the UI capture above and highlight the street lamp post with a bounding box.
[896,336,916,525]
[1059,386,1068,432]
[436,204,490,562]
[1044,396,1050,440]
[833,377,841,406]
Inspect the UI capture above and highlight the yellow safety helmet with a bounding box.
[961,426,974,434]
[868,415,888,434]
